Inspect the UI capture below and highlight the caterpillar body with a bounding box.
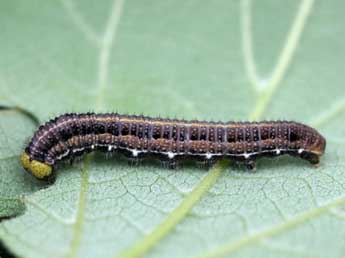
[20,113,326,180]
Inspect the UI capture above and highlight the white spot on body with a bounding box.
[108,145,112,151]
[132,149,139,157]
[244,153,250,159]
[205,153,213,159]
[91,145,95,150]
[167,152,175,159]
[276,149,281,155]
[298,148,304,154]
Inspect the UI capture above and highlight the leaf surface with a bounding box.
[0,1,345,258]
[0,109,43,217]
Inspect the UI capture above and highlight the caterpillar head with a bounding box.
[20,152,53,180]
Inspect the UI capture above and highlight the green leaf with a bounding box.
[1,0,345,258]
[0,109,43,217]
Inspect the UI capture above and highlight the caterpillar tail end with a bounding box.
[20,152,52,180]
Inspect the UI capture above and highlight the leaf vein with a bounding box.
[245,0,315,120]
[194,196,345,258]
[96,0,125,111]
[64,157,90,258]
[115,160,229,258]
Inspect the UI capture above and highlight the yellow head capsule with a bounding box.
[20,152,53,179]
[20,152,31,171]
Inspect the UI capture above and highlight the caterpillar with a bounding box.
[20,113,326,180]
